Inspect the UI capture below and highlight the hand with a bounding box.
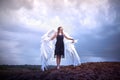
[44,37,50,42]
[72,39,74,43]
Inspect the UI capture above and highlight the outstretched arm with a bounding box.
[64,33,74,43]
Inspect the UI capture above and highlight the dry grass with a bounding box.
[0,62,120,80]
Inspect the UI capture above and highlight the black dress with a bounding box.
[54,35,64,58]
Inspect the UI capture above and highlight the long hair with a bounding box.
[57,26,63,35]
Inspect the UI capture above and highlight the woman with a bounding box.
[50,26,74,69]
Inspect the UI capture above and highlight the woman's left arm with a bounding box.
[64,34,74,43]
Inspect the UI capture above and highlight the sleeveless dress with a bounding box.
[54,34,64,58]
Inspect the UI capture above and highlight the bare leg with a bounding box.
[56,55,61,69]
[58,56,61,66]
[56,56,59,68]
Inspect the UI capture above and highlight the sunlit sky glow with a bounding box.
[0,0,120,65]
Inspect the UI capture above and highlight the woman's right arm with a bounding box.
[50,32,57,40]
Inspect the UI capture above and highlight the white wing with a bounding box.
[65,40,81,66]
[64,32,81,66]
[40,29,55,71]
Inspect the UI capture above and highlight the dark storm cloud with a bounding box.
[108,0,120,13]
[0,0,43,65]
[0,0,34,10]
[75,0,120,61]
[106,0,120,25]
[0,0,35,32]
[98,0,120,58]
[0,29,41,65]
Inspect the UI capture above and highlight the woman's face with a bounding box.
[60,27,63,32]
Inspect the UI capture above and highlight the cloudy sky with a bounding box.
[0,0,120,65]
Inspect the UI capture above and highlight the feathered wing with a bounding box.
[40,29,55,71]
[65,40,81,66]
[40,30,81,71]
[64,32,81,66]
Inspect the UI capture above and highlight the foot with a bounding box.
[57,66,60,69]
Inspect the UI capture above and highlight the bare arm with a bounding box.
[64,33,74,43]
[50,32,57,40]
